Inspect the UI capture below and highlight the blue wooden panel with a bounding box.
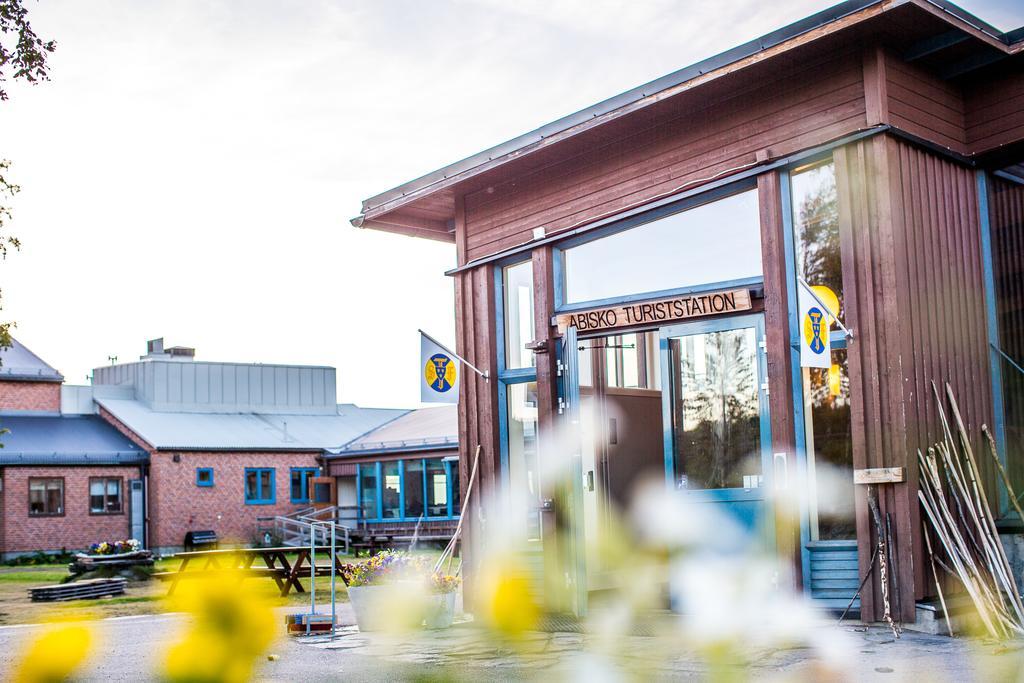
[807,541,859,607]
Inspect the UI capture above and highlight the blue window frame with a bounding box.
[496,257,540,492]
[356,458,458,522]
[290,467,318,504]
[195,467,214,487]
[244,468,275,505]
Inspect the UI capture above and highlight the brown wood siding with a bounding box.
[453,262,501,609]
[461,51,868,262]
[835,134,994,622]
[989,176,1024,491]
[884,56,966,152]
[966,69,1024,156]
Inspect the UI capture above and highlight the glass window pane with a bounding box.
[669,328,761,490]
[622,333,640,389]
[90,479,105,513]
[48,484,63,515]
[382,462,401,518]
[503,260,535,369]
[404,460,425,519]
[791,162,843,320]
[359,465,378,519]
[245,471,258,500]
[425,459,448,517]
[450,461,461,516]
[805,349,854,540]
[108,480,122,512]
[563,189,761,304]
[507,381,541,541]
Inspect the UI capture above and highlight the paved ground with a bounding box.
[1,607,1023,681]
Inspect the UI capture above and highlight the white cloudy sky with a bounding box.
[1,0,1021,408]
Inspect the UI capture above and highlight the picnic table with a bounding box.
[153,546,348,597]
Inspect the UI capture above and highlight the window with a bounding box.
[89,477,123,514]
[404,459,425,519]
[425,459,448,517]
[382,462,401,518]
[359,464,378,519]
[290,467,318,503]
[791,160,854,540]
[244,468,275,505]
[196,468,214,487]
[792,162,843,318]
[803,349,854,539]
[562,188,761,305]
[29,478,64,516]
[503,260,535,369]
[506,381,541,540]
[450,460,461,516]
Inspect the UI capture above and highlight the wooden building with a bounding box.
[353,0,1024,623]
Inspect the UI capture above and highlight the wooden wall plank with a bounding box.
[461,52,867,261]
[758,171,800,587]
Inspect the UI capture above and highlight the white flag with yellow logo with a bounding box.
[420,333,460,404]
[799,286,831,369]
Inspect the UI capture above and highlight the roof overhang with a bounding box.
[351,0,1023,246]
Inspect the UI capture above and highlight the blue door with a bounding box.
[660,313,774,545]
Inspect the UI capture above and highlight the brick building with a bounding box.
[0,338,409,557]
[0,339,147,558]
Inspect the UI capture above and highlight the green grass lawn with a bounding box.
[0,549,446,624]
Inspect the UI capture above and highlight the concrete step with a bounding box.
[911,593,980,636]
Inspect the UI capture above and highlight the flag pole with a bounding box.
[797,277,854,340]
[419,329,490,381]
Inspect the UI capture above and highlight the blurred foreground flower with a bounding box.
[163,571,276,683]
[11,622,93,683]
[475,552,541,640]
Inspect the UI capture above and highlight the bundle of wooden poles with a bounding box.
[918,382,1024,639]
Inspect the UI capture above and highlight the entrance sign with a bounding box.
[420,333,460,403]
[799,286,831,369]
[554,288,751,334]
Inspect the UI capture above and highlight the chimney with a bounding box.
[143,338,195,361]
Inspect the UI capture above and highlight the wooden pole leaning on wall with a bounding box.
[843,464,905,636]
[916,382,1024,639]
[436,444,482,577]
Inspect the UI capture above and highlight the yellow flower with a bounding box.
[475,555,540,639]
[12,623,93,683]
[162,571,276,683]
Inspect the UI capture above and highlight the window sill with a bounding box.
[89,511,125,516]
[245,500,276,506]
[28,513,64,518]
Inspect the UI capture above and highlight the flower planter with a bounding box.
[347,584,391,632]
[424,591,457,630]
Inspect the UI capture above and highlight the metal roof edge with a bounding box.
[324,442,458,459]
[0,373,64,382]
[355,0,1021,223]
[0,452,149,465]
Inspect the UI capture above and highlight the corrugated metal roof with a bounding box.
[95,397,408,451]
[0,338,63,382]
[330,405,458,456]
[0,414,146,465]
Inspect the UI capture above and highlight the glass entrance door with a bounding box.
[660,313,773,541]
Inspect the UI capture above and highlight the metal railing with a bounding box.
[266,505,360,554]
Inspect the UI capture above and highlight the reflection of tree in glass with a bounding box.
[675,331,759,489]
[806,351,855,539]
[796,166,843,319]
